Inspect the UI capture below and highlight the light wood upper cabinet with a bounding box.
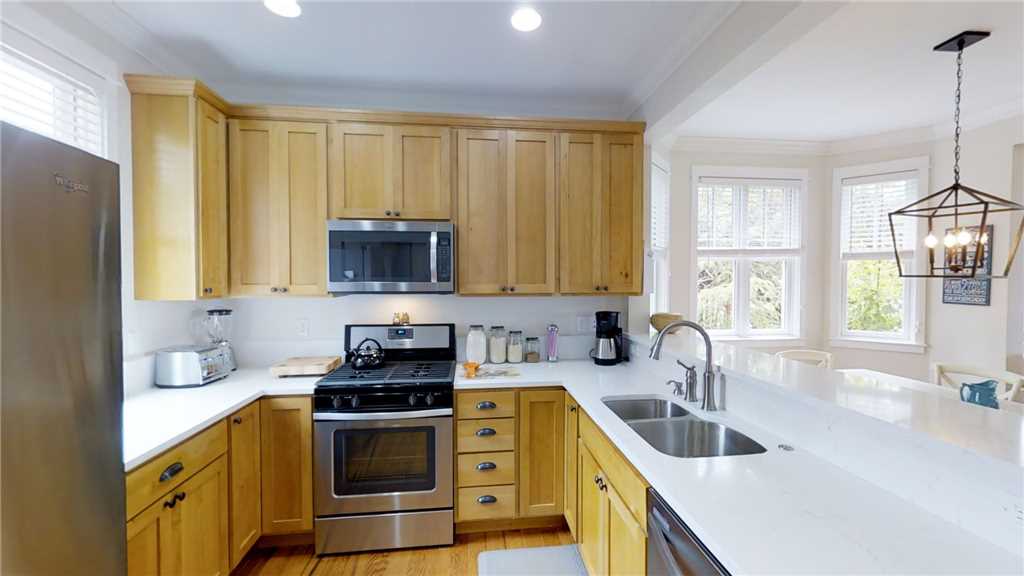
[260,396,313,535]
[329,123,451,220]
[559,132,643,295]
[458,129,556,295]
[458,129,508,294]
[128,76,228,300]
[229,120,327,296]
[228,403,261,570]
[564,393,580,538]
[518,389,565,517]
[127,455,230,576]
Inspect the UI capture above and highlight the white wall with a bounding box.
[667,116,1024,380]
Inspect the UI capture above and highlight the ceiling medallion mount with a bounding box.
[888,30,1024,279]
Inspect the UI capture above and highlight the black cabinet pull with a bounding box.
[569,405,577,413]
[477,495,498,504]
[175,491,187,503]
[476,401,497,410]
[163,498,176,510]
[232,416,242,424]
[159,462,184,483]
[475,427,496,437]
[476,461,497,471]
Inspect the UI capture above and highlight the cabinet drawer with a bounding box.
[457,418,515,453]
[457,391,516,419]
[126,421,228,520]
[579,411,648,527]
[457,451,516,487]
[457,485,516,521]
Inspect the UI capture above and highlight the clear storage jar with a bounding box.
[489,326,507,364]
[507,330,524,364]
[466,325,487,364]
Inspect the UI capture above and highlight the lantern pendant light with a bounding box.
[888,30,1024,279]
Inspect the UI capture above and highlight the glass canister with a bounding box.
[488,326,507,364]
[525,337,541,363]
[466,325,487,364]
[507,330,524,364]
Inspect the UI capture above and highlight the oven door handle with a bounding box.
[314,408,453,421]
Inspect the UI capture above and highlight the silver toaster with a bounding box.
[155,345,232,388]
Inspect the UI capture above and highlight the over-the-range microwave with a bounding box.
[326,219,454,294]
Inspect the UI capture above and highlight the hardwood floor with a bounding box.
[232,527,574,576]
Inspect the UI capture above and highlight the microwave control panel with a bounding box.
[437,233,452,282]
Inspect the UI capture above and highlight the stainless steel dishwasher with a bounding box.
[647,488,730,575]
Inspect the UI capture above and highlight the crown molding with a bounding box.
[672,136,830,156]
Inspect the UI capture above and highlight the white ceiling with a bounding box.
[675,2,1024,142]
[103,0,737,118]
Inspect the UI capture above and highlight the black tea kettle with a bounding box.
[348,338,385,370]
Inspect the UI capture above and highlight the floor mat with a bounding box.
[477,544,587,576]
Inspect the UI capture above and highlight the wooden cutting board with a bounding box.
[270,356,342,377]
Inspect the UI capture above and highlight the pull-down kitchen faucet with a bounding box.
[649,320,719,411]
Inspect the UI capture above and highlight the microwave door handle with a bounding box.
[430,231,438,284]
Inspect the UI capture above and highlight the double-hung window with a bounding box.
[833,157,928,349]
[0,43,104,156]
[650,160,670,314]
[693,168,805,339]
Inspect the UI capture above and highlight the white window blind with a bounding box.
[1,43,104,155]
[651,164,670,251]
[840,174,916,257]
[696,179,801,251]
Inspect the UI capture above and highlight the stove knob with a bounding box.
[350,395,360,409]
[408,393,419,407]
[425,393,435,406]
[332,396,344,409]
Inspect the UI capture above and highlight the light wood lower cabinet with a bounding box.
[518,390,564,517]
[260,396,314,534]
[578,442,608,576]
[126,455,230,576]
[228,402,261,569]
[564,393,580,538]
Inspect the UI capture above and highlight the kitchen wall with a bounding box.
[667,114,1024,381]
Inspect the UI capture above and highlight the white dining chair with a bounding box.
[934,364,1024,403]
[776,349,833,369]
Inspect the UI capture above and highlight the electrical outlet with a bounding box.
[296,317,310,338]
[576,314,595,333]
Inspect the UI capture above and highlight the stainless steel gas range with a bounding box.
[313,323,456,555]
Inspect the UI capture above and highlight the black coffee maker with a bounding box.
[592,311,626,366]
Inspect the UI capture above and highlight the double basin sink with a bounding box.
[602,396,766,458]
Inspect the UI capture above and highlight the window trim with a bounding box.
[689,166,809,340]
[649,156,671,316]
[830,156,929,351]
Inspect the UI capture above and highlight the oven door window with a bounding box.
[329,231,432,284]
[333,427,436,495]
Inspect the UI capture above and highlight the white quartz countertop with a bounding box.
[124,361,1023,574]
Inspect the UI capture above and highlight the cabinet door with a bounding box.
[229,119,277,296]
[564,394,580,538]
[177,456,230,576]
[518,389,564,517]
[577,442,608,576]
[127,494,176,576]
[228,403,261,569]
[507,131,556,294]
[196,98,228,299]
[260,397,313,534]
[607,482,646,576]
[278,122,328,296]
[329,123,394,219]
[602,134,643,294]
[394,125,451,220]
[558,133,603,294]
[457,129,508,294]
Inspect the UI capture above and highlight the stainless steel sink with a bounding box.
[627,418,767,458]
[602,395,767,458]
[603,396,689,421]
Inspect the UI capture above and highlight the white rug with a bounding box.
[477,544,587,576]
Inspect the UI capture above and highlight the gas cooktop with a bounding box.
[316,360,455,388]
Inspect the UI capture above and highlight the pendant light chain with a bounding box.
[953,46,963,186]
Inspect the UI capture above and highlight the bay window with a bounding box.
[692,169,805,339]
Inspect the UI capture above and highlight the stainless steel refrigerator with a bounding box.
[1,122,125,574]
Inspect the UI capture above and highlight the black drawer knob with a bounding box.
[477,495,498,504]
[476,461,497,471]
[159,462,184,483]
[476,401,497,410]
[475,427,496,437]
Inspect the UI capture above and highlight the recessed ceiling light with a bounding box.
[264,0,301,18]
[510,7,542,32]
